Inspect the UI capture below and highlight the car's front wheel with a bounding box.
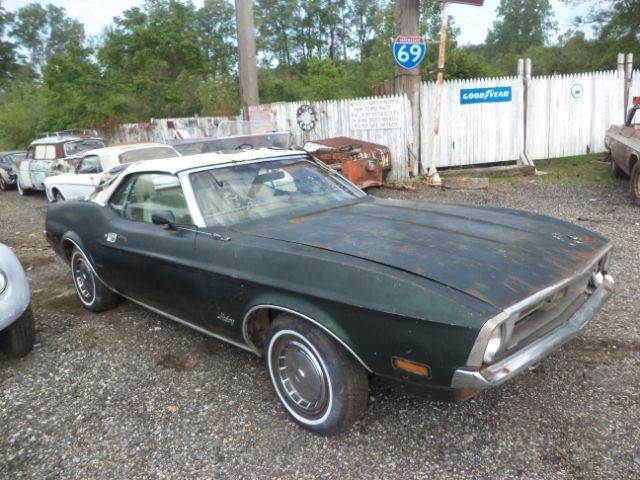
[266,314,369,435]
[631,163,640,207]
[70,248,120,312]
[0,176,9,191]
[0,306,35,358]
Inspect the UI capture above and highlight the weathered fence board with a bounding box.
[420,77,524,170]
[249,96,414,182]
[526,71,625,160]
[102,116,243,145]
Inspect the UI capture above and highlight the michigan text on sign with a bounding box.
[460,87,512,105]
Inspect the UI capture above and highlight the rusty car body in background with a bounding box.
[606,97,640,205]
[303,137,391,189]
[14,131,106,196]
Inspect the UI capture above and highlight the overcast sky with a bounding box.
[4,0,590,46]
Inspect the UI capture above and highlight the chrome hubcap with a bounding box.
[274,337,328,416]
[74,257,94,302]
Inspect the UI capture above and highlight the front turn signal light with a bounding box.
[392,357,431,378]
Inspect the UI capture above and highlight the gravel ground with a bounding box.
[0,179,639,479]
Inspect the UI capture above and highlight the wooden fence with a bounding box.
[103,116,243,145]
[526,71,625,160]
[249,96,415,182]
[420,77,524,170]
[104,70,632,181]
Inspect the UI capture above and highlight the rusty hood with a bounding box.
[236,198,610,310]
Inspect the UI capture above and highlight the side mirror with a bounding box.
[152,210,176,229]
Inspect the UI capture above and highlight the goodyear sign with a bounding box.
[460,87,512,105]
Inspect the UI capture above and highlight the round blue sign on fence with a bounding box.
[393,36,427,70]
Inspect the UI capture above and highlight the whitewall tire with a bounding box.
[266,314,368,435]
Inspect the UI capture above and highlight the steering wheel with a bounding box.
[236,143,254,150]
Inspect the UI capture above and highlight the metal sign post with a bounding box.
[427,0,484,186]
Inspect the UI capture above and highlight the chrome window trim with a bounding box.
[62,237,254,353]
[465,243,613,368]
[178,172,206,228]
[180,154,314,175]
[242,304,373,373]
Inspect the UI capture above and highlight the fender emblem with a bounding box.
[105,232,118,243]
[217,313,235,326]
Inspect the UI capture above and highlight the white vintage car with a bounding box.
[16,133,106,195]
[0,243,34,358]
[44,143,181,202]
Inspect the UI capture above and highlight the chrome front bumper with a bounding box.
[451,279,613,392]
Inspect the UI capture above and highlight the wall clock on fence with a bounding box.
[297,104,317,132]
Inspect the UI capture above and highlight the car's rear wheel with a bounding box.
[0,306,35,358]
[266,314,369,435]
[631,164,640,207]
[70,248,120,312]
[611,158,626,179]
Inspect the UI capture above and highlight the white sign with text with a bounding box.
[349,98,403,130]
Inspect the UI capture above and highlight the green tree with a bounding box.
[350,0,383,60]
[0,1,19,85]
[197,0,236,77]
[42,44,127,129]
[0,81,46,148]
[563,0,640,68]
[255,0,296,66]
[99,0,208,118]
[485,0,557,55]
[11,2,85,74]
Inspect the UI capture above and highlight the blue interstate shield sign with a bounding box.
[460,87,512,105]
[393,36,427,70]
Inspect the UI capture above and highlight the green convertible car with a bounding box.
[45,149,614,434]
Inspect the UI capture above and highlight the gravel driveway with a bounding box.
[1,180,639,479]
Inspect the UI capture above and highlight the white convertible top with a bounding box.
[91,148,307,205]
[120,148,304,176]
[82,143,180,171]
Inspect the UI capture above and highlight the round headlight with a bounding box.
[483,326,503,364]
[0,271,7,294]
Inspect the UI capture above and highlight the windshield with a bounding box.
[190,157,363,227]
[118,146,179,163]
[64,139,106,156]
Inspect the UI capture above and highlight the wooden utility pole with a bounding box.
[235,0,259,119]
[394,0,421,178]
[425,1,450,186]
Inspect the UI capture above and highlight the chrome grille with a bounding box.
[505,269,593,354]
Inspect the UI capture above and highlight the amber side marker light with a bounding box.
[392,357,432,378]
[634,96,640,106]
